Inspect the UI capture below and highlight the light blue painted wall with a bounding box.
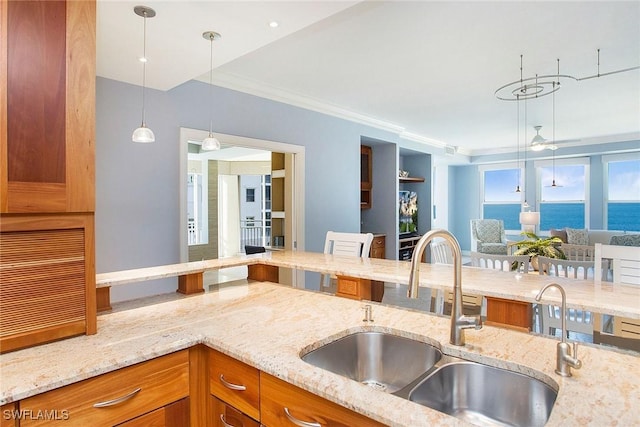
[449,165,480,251]
[97,77,431,298]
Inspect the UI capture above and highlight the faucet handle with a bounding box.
[571,342,582,369]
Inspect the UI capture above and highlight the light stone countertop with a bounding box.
[97,251,640,319]
[1,282,638,426]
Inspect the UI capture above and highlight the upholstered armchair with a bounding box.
[470,219,509,255]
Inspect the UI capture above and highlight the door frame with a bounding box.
[179,128,306,287]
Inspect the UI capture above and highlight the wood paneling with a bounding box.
[3,0,95,213]
[189,345,209,427]
[7,0,66,184]
[20,350,189,427]
[485,296,532,332]
[1,0,8,212]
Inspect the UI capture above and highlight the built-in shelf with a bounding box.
[399,176,425,183]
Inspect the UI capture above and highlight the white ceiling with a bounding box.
[97,1,640,156]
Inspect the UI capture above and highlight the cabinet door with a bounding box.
[209,349,260,421]
[0,213,96,353]
[20,351,189,427]
[260,372,386,427]
[115,398,189,427]
[1,0,95,213]
[211,396,260,427]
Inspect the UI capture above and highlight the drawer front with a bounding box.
[20,350,189,426]
[260,372,386,427]
[209,349,260,421]
[115,398,189,427]
[211,396,260,427]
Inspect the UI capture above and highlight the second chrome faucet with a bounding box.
[407,229,482,346]
[535,283,583,377]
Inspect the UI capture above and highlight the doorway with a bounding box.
[178,128,306,287]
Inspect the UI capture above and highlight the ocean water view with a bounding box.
[483,202,640,232]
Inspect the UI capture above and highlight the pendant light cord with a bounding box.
[141,12,148,126]
[209,34,214,136]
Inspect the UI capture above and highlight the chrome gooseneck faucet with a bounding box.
[408,229,482,346]
[535,283,583,377]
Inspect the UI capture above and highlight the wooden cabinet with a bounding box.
[208,349,260,422]
[0,0,96,352]
[336,275,371,301]
[211,396,260,427]
[370,234,385,259]
[20,350,189,426]
[485,297,532,332]
[260,372,386,427]
[116,398,189,427]
[360,145,372,209]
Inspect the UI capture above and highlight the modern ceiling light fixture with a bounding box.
[495,49,638,102]
[201,30,222,151]
[132,5,156,143]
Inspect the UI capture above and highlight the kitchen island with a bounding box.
[1,281,638,426]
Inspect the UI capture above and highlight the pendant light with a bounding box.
[201,31,221,151]
[548,61,562,188]
[132,6,156,143]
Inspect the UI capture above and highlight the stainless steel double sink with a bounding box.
[301,331,558,427]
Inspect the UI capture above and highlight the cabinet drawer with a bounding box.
[115,398,189,427]
[211,396,260,427]
[209,349,260,421]
[260,372,386,427]
[20,350,189,426]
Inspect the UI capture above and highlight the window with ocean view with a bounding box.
[538,162,587,231]
[606,158,640,231]
[482,167,522,231]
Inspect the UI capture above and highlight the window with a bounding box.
[536,158,588,230]
[481,166,522,231]
[604,155,640,231]
[246,188,255,202]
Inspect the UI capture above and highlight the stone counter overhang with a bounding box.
[1,282,639,426]
[97,251,640,319]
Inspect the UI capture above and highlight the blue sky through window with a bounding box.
[484,169,520,202]
[540,164,585,201]
[608,160,640,201]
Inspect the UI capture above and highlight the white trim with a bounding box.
[533,156,590,168]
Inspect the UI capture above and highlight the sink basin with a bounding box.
[301,332,442,393]
[409,362,557,427]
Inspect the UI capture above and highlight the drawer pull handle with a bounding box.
[220,414,241,427]
[284,407,321,427]
[93,387,141,408]
[219,374,247,391]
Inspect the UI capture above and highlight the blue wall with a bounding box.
[96,77,437,298]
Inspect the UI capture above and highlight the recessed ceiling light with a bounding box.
[139,56,147,63]
[269,21,279,28]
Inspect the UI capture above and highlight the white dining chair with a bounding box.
[431,240,482,317]
[320,231,373,290]
[536,256,595,338]
[593,244,640,351]
[470,252,530,274]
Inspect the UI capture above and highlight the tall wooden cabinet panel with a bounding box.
[0,0,96,353]
[2,0,95,212]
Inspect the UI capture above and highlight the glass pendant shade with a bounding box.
[132,124,155,143]
[202,134,220,151]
